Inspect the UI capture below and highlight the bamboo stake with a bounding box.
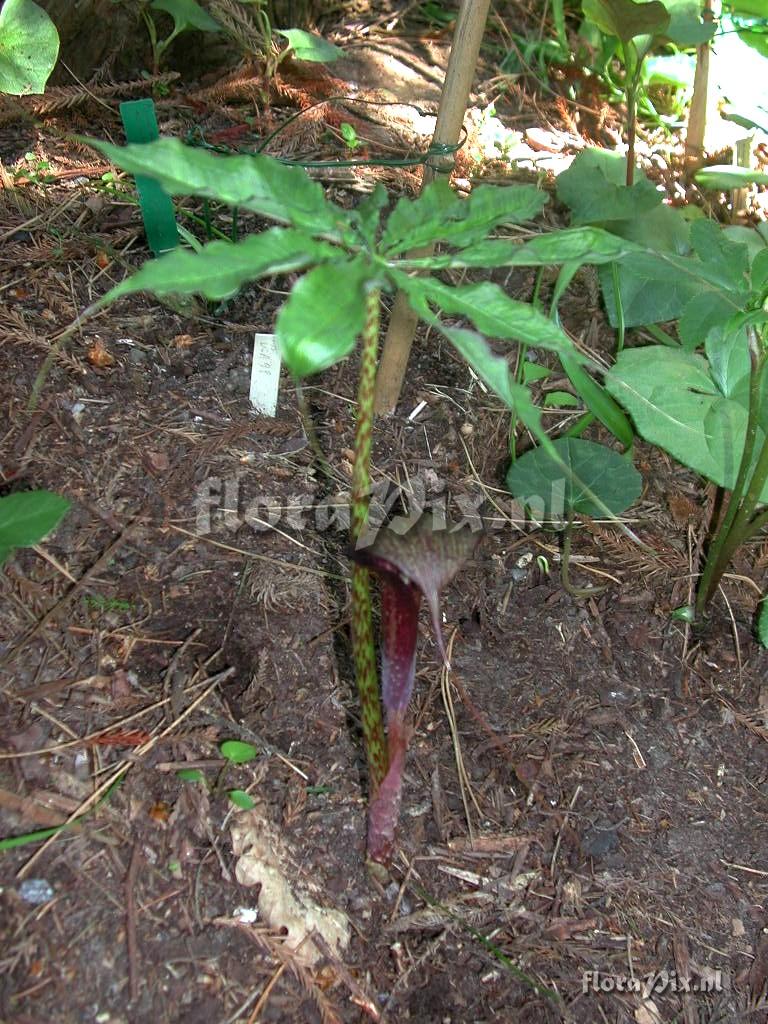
[373,0,491,415]
[684,0,719,168]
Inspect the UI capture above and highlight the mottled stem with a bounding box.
[350,288,388,794]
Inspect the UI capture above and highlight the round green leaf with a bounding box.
[0,0,59,95]
[228,789,256,809]
[506,437,642,521]
[219,740,258,764]
[176,768,204,782]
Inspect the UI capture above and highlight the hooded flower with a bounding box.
[350,513,477,863]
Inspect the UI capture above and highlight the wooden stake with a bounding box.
[684,0,719,168]
[373,0,491,416]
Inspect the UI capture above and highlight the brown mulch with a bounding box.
[2,4,768,1023]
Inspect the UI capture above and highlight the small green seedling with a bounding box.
[219,739,258,764]
[219,741,258,809]
[227,789,256,809]
[0,491,70,566]
[340,122,361,152]
[13,152,55,185]
[176,767,205,782]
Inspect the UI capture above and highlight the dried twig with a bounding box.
[126,843,142,1003]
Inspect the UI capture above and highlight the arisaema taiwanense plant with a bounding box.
[77,135,643,859]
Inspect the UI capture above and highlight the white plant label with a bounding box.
[249,333,281,416]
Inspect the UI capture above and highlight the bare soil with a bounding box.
[2,5,768,1024]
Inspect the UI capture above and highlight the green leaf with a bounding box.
[506,437,642,520]
[98,229,338,305]
[86,138,348,238]
[582,0,670,42]
[150,0,220,33]
[399,275,583,358]
[690,220,750,292]
[603,203,691,256]
[353,184,388,245]
[678,292,738,351]
[228,789,256,809]
[659,0,717,45]
[605,346,768,498]
[560,353,635,448]
[556,148,662,224]
[704,322,751,399]
[393,227,641,271]
[671,604,695,622]
[733,25,768,60]
[543,391,581,407]
[219,740,258,764]
[274,28,343,62]
[177,768,204,782]
[276,258,372,377]
[381,180,545,255]
[759,599,768,648]
[421,316,639,527]
[599,250,734,328]
[438,326,544,430]
[695,166,768,190]
[381,180,458,253]
[0,491,70,552]
[731,0,768,16]
[724,226,768,265]
[0,0,59,95]
[509,226,642,266]
[752,248,768,290]
[522,361,551,383]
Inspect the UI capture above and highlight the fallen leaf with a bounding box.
[87,339,115,368]
[149,800,171,823]
[145,450,170,473]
